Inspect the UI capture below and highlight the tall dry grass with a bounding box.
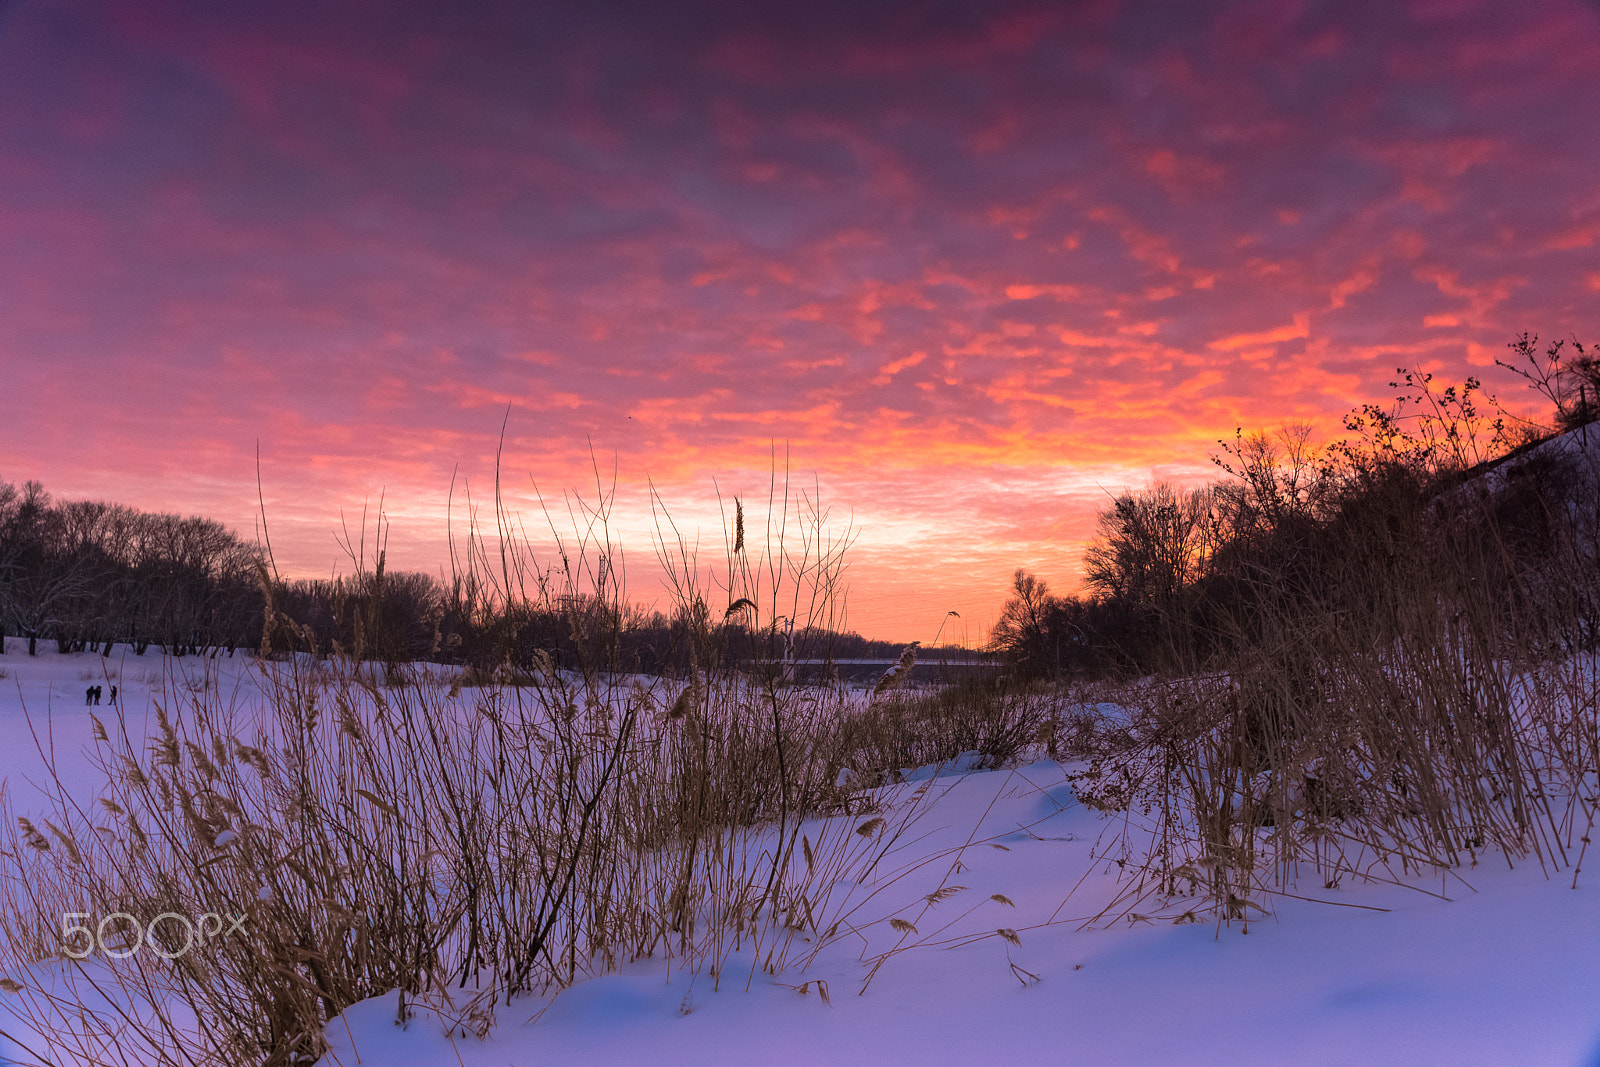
[0,468,1040,1065]
[1062,421,1600,929]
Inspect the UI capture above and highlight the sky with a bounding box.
[3,0,1599,643]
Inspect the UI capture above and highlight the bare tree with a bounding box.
[989,569,1060,673]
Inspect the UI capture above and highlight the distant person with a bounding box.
[85,686,94,706]
[93,685,102,705]
[108,685,117,707]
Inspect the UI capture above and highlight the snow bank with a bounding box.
[1,650,1597,1065]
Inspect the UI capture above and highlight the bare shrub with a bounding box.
[1054,362,1600,928]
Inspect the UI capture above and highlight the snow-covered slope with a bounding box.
[310,765,1600,1066]
[2,648,1598,1065]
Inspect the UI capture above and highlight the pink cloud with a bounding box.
[2,0,1598,639]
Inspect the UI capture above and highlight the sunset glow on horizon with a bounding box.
[4,0,1599,641]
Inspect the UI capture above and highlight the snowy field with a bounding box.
[2,644,1599,1065]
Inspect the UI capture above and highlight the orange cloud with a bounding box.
[1208,315,1311,352]
[3,0,1598,640]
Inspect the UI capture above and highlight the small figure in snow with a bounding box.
[108,685,118,707]
[93,685,102,705]
[85,686,94,706]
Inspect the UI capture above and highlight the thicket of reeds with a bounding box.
[0,468,1042,1066]
[1025,342,1600,927]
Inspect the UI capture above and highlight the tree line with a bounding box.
[991,334,1600,677]
[0,479,914,670]
[0,481,262,657]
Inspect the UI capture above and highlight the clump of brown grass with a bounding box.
[0,464,1011,1065]
[840,677,1058,778]
[1062,422,1600,929]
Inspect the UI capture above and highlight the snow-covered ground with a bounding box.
[0,639,272,808]
[2,645,1599,1065]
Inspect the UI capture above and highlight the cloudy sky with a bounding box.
[3,0,1598,641]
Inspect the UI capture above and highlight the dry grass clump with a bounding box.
[0,468,1013,1065]
[1063,427,1600,928]
[839,678,1060,777]
[1079,641,1599,929]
